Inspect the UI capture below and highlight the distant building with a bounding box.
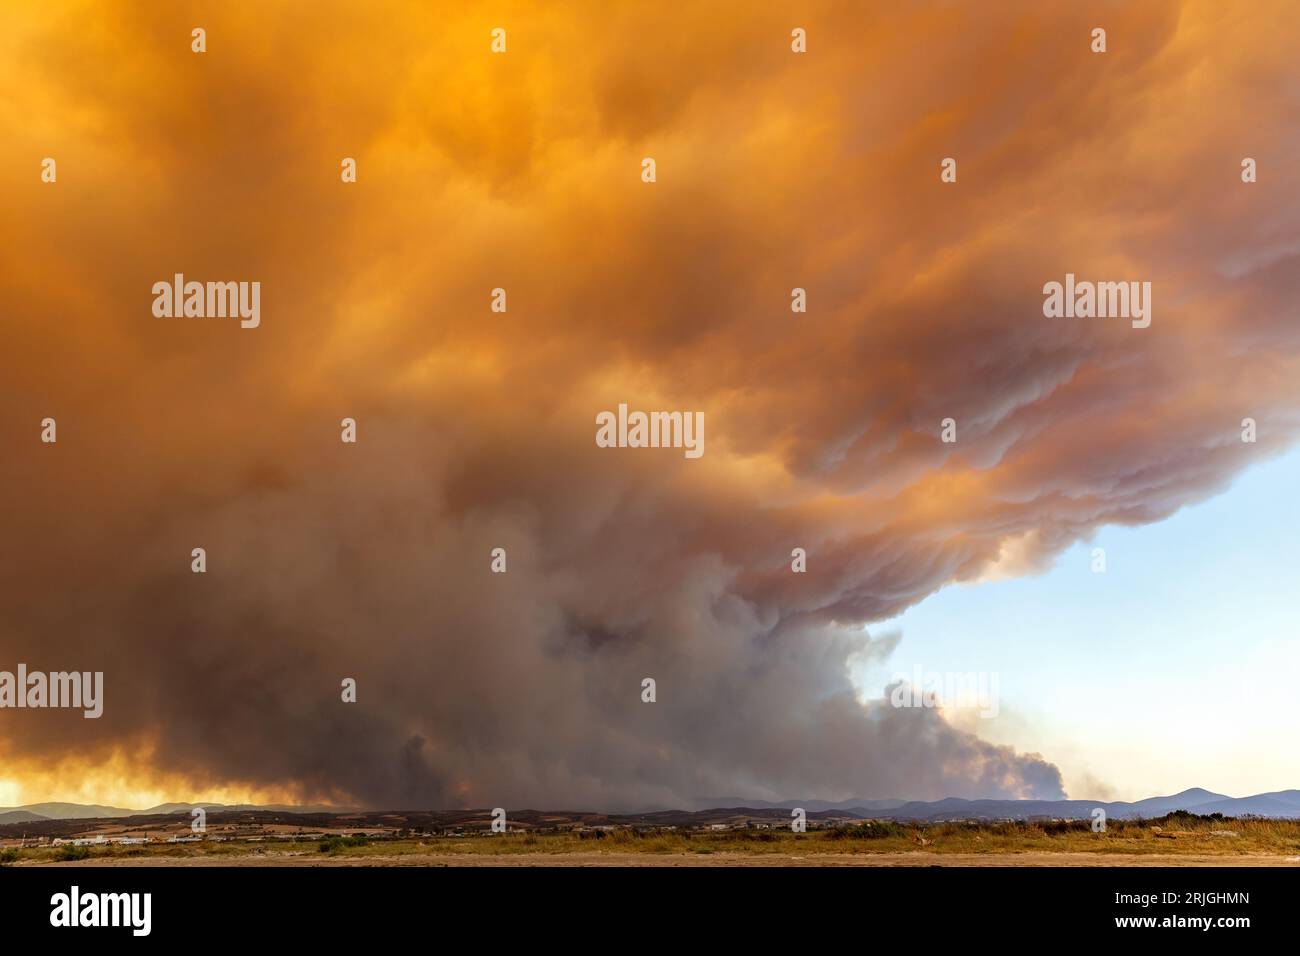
[52,835,108,847]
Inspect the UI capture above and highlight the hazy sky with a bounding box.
[1,1,1298,810]
[857,445,1300,802]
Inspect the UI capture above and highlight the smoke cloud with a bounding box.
[1,1,1298,809]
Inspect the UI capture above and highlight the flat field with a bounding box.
[7,817,1300,867]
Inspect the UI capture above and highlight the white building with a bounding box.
[52,835,108,847]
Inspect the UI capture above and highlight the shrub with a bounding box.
[319,835,370,853]
[826,821,908,840]
[1042,820,1091,836]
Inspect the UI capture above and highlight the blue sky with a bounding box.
[853,445,1300,801]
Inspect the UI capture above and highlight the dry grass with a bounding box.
[6,813,1300,865]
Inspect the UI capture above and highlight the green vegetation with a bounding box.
[319,835,371,853]
[825,820,909,840]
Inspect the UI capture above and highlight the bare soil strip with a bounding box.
[27,851,1300,867]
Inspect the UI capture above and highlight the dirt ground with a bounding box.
[31,851,1300,867]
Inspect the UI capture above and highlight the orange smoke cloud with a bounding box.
[1,0,1298,809]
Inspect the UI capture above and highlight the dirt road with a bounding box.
[29,851,1300,867]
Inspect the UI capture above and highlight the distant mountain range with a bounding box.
[0,802,352,824]
[3,788,1299,823]
[698,788,1300,821]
